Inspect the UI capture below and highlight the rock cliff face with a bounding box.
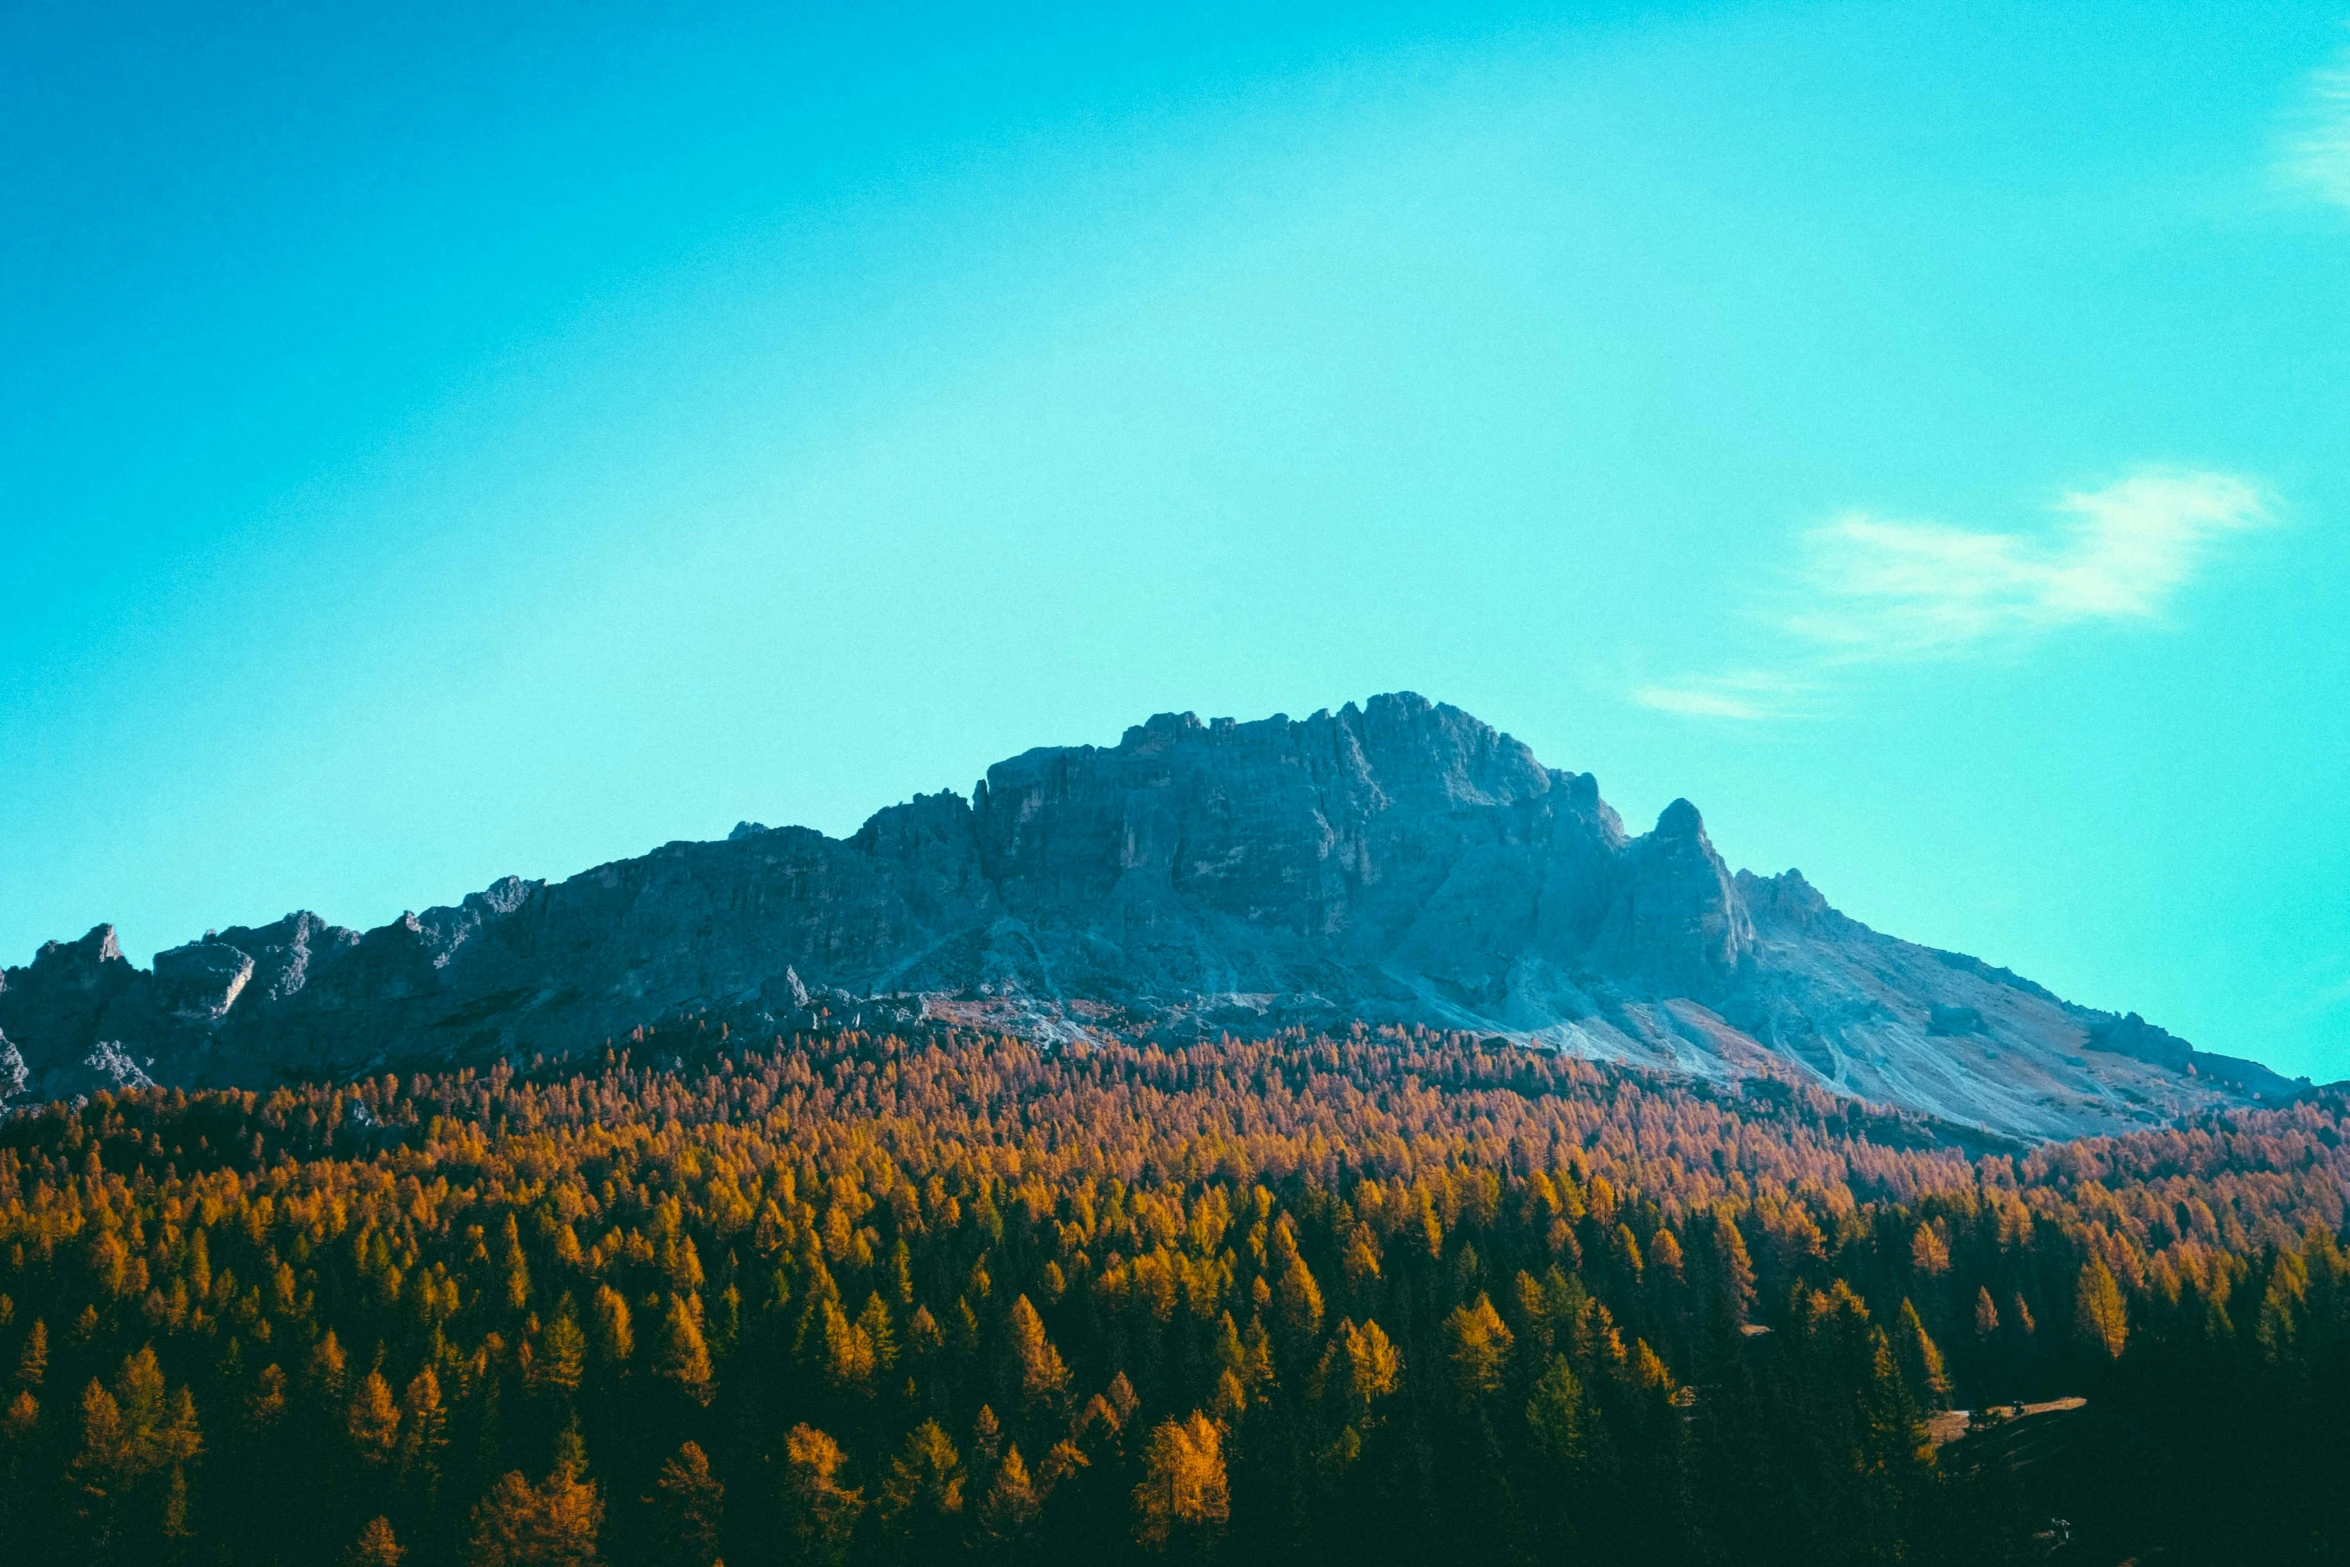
[0,693,2303,1139]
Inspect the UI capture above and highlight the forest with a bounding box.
[2,1021,2346,1565]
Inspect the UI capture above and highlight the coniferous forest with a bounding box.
[3,1023,2347,1566]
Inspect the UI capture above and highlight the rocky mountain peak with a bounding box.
[1653,797,1706,840]
[38,922,126,979]
[0,694,2306,1138]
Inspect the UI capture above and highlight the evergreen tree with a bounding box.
[1010,1295,1071,1409]
[783,1424,864,1567]
[1443,1295,1512,1405]
[657,1295,716,1406]
[348,1516,405,1566]
[878,1420,963,1561]
[1894,1300,1952,1411]
[650,1440,724,1567]
[349,1370,402,1464]
[15,1318,45,1388]
[1132,1412,1228,1552]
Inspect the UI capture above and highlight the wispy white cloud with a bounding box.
[1786,469,2269,662]
[1634,468,2271,719]
[1632,671,1811,722]
[2279,46,2350,208]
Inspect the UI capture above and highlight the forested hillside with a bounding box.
[2,1023,2346,1564]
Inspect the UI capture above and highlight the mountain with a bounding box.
[0,692,2302,1139]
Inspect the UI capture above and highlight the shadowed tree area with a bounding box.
[1,1021,2346,1564]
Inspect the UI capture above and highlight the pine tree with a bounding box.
[347,1516,405,1566]
[1707,1217,1757,1330]
[1911,1222,1951,1277]
[1009,1295,1070,1408]
[1277,1253,1325,1342]
[592,1286,634,1365]
[1343,1317,1402,1417]
[307,1331,350,1409]
[468,1421,603,1567]
[970,1405,1002,1470]
[1525,1354,1590,1468]
[2076,1260,2129,1361]
[1859,1327,1929,1475]
[246,1364,288,1430]
[398,1368,448,1486]
[1132,1412,1229,1551]
[978,1442,1039,1544]
[158,1383,202,1546]
[878,1420,963,1559]
[855,1292,898,1372]
[783,1425,864,1567]
[348,1370,402,1464]
[14,1319,45,1388]
[1444,1295,1513,1405]
[528,1301,587,1400]
[1894,1300,1952,1411]
[1342,1225,1382,1291]
[72,1378,127,1552]
[162,1459,192,1545]
[466,1474,542,1567]
[819,1298,876,1395]
[655,1295,715,1405]
[650,1440,723,1567]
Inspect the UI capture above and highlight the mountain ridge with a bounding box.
[0,692,2304,1138]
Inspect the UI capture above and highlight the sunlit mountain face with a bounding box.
[1,696,2303,1141]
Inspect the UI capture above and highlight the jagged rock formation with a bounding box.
[0,693,2303,1138]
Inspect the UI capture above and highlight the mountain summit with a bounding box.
[0,693,2300,1138]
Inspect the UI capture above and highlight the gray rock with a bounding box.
[76,1041,157,1096]
[0,1032,28,1108]
[0,692,2301,1140]
[153,941,256,1023]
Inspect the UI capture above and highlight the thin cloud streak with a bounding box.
[1787,469,2268,662]
[1633,672,1811,722]
[2280,47,2350,208]
[1635,467,2270,720]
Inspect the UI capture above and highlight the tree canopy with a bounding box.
[1,1019,2346,1564]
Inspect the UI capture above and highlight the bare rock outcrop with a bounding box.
[0,693,2305,1138]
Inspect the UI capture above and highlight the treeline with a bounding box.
[1,1024,2346,1565]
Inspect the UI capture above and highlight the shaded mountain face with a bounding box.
[0,693,2302,1139]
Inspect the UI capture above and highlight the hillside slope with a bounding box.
[0,693,2301,1138]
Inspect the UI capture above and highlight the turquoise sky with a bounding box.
[6,2,2347,1078]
